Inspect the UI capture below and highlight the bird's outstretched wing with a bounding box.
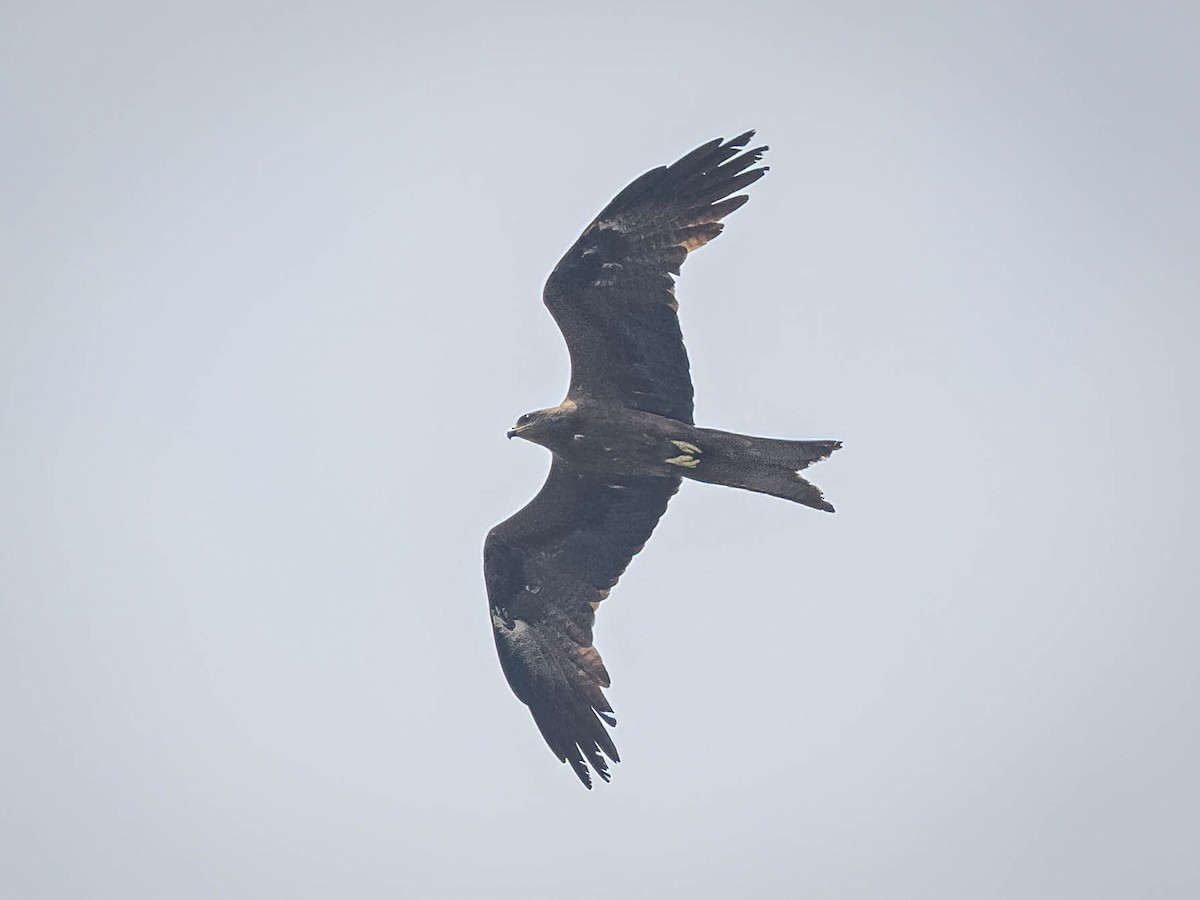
[484,463,680,787]
[543,131,768,425]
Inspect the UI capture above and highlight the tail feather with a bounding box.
[739,437,841,471]
[761,470,835,512]
[684,431,841,512]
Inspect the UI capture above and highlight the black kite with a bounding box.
[485,131,840,787]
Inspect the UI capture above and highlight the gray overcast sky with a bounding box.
[3,1,1198,897]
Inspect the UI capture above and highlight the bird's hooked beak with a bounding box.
[506,424,526,440]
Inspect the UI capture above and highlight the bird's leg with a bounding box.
[665,439,702,468]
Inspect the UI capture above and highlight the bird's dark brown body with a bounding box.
[510,399,693,477]
[508,398,840,507]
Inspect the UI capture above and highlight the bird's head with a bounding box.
[506,410,545,441]
[506,400,578,444]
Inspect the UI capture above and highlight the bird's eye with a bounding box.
[517,414,532,426]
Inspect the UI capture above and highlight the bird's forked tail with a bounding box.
[673,430,841,512]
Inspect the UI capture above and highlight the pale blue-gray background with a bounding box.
[3,2,1198,897]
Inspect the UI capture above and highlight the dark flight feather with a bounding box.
[543,131,768,425]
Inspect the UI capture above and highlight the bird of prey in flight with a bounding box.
[485,131,840,787]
